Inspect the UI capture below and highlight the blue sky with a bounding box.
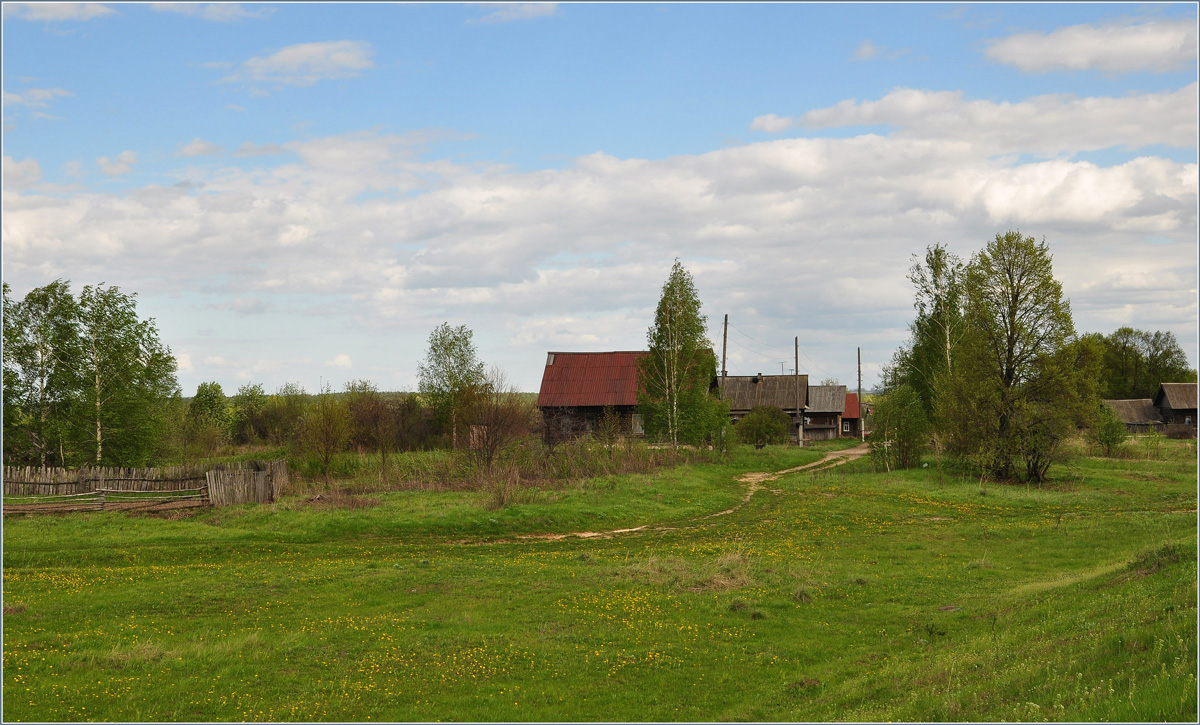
[3,2,1197,394]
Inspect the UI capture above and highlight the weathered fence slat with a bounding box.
[5,460,283,512]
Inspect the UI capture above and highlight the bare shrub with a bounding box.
[467,367,533,474]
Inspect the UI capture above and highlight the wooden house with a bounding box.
[1153,383,1198,429]
[536,351,647,444]
[841,392,862,438]
[804,385,847,441]
[1101,399,1163,434]
[718,374,809,441]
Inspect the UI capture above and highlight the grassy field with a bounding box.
[3,438,1196,722]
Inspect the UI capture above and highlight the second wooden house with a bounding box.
[719,373,809,441]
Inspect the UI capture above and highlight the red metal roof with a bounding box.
[843,392,860,419]
[536,351,648,408]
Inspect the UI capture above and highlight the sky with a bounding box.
[3,2,1197,396]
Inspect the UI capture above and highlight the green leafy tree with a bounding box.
[3,280,82,466]
[869,384,930,470]
[736,406,792,448]
[263,382,308,447]
[937,231,1100,482]
[187,381,230,455]
[75,284,179,465]
[3,283,24,463]
[888,244,966,414]
[1091,402,1129,456]
[417,322,485,448]
[229,383,268,445]
[638,259,726,447]
[188,382,229,427]
[1100,327,1196,399]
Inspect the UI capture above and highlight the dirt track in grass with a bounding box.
[514,443,870,542]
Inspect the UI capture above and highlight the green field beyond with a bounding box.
[3,441,1196,722]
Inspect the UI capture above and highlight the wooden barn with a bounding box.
[718,373,809,441]
[1153,382,1198,430]
[536,351,647,444]
[804,385,847,442]
[1102,398,1163,434]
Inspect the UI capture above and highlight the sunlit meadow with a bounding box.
[3,439,1196,722]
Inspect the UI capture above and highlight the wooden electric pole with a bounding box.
[796,336,803,447]
[721,314,728,398]
[858,346,864,442]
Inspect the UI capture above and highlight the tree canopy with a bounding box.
[1099,327,1196,399]
[3,280,179,467]
[637,260,727,447]
[417,322,486,447]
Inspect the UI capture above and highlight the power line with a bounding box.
[729,324,792,352]
[730,322,833,379]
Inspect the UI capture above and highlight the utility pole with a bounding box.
[721,314,728,398]
[858,347,864,442]
[796,336,803,448]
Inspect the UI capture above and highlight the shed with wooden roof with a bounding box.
[804,385,847,441]
[536,351,648,443]
[718,373,809,441]
[1101,398,1163,434]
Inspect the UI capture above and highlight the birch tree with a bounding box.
[76,284,179,465]
[3,280,82,466]
[417,322,485,448]
[638,260,724,447]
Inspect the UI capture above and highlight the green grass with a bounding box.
[3,439,1195,722]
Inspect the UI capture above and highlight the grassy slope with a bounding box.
[2,440,1195,722]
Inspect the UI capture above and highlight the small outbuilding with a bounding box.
[536,351,647,444]
[1101,399,1163,434]
[841,392,863,438]
[804,385,847,442]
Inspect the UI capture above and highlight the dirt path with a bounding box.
[512,443,870,542]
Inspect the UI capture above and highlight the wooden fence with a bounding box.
[206,465,285,506]
[3,487,210,516]
[2,460,288,512]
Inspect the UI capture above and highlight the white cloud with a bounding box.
[233,141,288,157]
[226,104,247,112]
[750,113,793,133]
[3,156,42,188]
[3,87,73,108]
[326,353,353,369]
[3,83,1195,392]
[797,82,1197,155]
[176,137,225,157]
[852,39,911,62]
[853,39,883,61]
[175,351,194,374]
[2,3,114,21]
[469,3,559,24]
[220,40,375,88]
[150,3,272,21]
[986,18,1198,73]
[231,297,268,315]
[95,150,138,175]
